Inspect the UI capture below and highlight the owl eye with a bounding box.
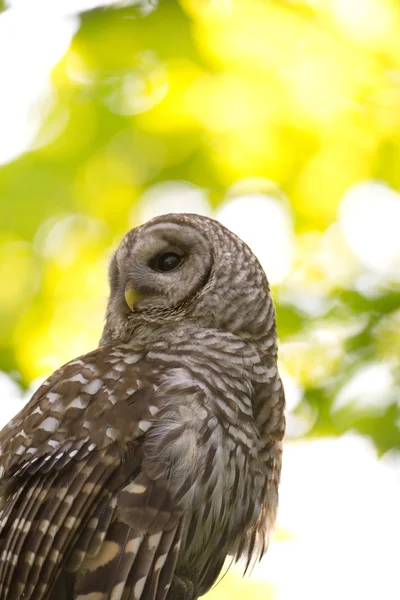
[152,252,183,272]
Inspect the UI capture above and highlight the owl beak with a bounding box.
[124,284,140,312]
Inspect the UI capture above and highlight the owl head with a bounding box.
[100,213,276,353]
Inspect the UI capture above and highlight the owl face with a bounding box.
[102,213,275,349]
[109,215,215,317]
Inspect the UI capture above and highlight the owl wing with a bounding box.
[0,344,187,600]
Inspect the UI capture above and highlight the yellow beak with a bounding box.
[124,284,138,312]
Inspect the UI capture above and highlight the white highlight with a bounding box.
[0,372,25,427]
[69,396,89,409]
[7,0,116,12]
[133,576,147,599]
[126,536,142,554]
[340,181,400,281]
[0,8,78,164]
[6,0,161,17]
[139,420,152,432]
[333,362,395,412]
[216,187,294,285]
[82,379,103,395]
[39,417,59,433]
[154,552,167,571]
[68,359,85,367]
[254,435,400,600]
[106,427,119,441]
[135,180,211,225]
[66,373,88,385]
[125,483,146,494]
[123,354,142,365]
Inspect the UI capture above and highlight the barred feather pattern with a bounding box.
[0,213,285,600]
[0,327,283,599]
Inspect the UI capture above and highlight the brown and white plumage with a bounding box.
[0,213,285,600]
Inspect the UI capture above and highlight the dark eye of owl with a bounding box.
[151,252,183,272]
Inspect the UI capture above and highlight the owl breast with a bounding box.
[141,359,265,591]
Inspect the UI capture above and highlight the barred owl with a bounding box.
[0,213,285,600]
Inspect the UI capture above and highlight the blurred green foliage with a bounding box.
[0,0,399,597]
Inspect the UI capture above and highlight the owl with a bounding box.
[0,213,285,600]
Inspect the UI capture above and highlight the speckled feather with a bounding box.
[0,213,285,600]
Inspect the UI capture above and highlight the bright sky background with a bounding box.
[0,1,399,599]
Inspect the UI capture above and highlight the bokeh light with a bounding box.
[0,1,399,598]
[339,181,400,282]
[136,180,212,223]
[0,8,78,164]
[216,182,294,286]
